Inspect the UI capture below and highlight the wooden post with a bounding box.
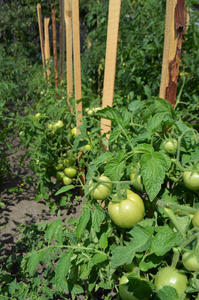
[51,4,59,88]
[60,0,65,82]
[65,0,73,110]
[37,4,46,70]
[44,17,51,78]
[72,0,82,129]
[100,0,121,145]
[159,0,186,108]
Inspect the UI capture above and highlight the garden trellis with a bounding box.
[37,0,189,180]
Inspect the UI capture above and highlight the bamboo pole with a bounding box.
[65,0,73,110]
[51,4,59,88]
[159,0,186,108]
[37,4,46,70]
[44,17,51,78]
[60,0,65,82]
[100,0,121,146]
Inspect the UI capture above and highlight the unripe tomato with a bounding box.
[54,162,64,171]
[192,210,199,227]
[163,139,178,154]
[182,252,199,271]
[183,171,199,190]
[56,171,65,181]
[64,167,77,178]
[108,190,145,229]
[71,127,77,136]
[54,120,64,129]
[83,144,92,151]
[119,275,138,300]
[87,109,94,116]
[35,113,41,119]
[154,267,188,296]
[89,176,112,200]
[47,123,54,130]
[63,176,72,185]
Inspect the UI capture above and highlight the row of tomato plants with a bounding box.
[1,83,199,299]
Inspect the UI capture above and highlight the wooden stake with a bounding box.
[37,4,46,70]
[72,0,82,129]
[65,0,73,110]
[72,0,85,187]
[159,0,186,108]
[100,0,121,145]
[51,4,59,88]
[44,17,51,78]
[60,0,65,82]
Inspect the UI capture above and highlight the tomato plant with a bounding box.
[163,139,178,154]
[192,210,199,227]
[154,267,188,296]
[89,175,112,200]
[183,171,199,191]
[182,252,199,271]
[108,189,145,228]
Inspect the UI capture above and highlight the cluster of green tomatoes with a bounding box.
[54,151,77,185]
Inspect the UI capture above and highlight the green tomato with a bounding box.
[64,167,77,178]
[183,171,199,190]
[154,267,188,296]
[182,252,199,271]
[47,123,54,130]
[119,275,138,300]
[108,189,145,229]
[71,127,77,136]
[123,261,137,273]
[192,210,199,227]
[54,120,64,129]
[83,144,92,151]
[35,113,41,119]
[87,108,94,116]
[89,176,112,200]
[56,171,65,181]
[54,160,64,171]
[163,139,178,154]
[63,176,72,185]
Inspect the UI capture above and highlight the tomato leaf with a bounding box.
[45,219,63,244]
[55,185,74,195]
[99,232,108,250]
[76,208,91,238]
[128,273,154,299]
[140,254,164,271]
[104,158,125,181]
[147,112,169,133]
[55,251,73,290]
[111,226,152,268]
[92,205,105,233]
[89,253,107,267]
[109,126,122,143]
[150,225,183,256]
[154,286,179,300]
[141,152,171,201]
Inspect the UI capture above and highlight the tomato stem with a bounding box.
[164,207,185,238]
[157,200,197,214]
[171,251,180,269]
